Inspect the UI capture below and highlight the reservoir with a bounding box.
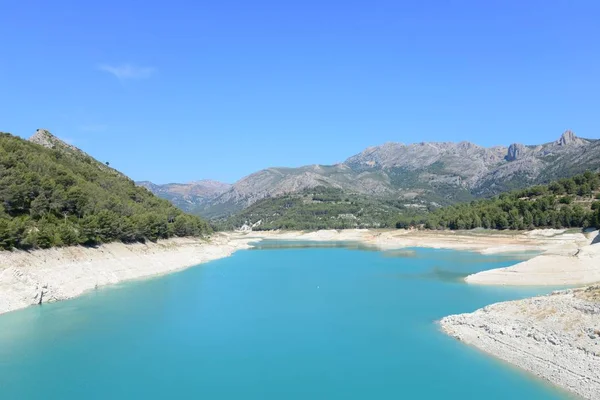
[0,243,570,399]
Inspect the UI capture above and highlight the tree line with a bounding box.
[217,187,403,231]
[396,171,600,230]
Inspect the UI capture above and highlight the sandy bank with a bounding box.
[466,230,600,286]
[0,234,253,315]
[8,227,552,316]
[440,287,600,399]
[247,228,574,253]
[244,228,600,286]
[3,228,598,316]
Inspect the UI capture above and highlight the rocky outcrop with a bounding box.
[557,130,585,146]
[505,143,527,161]
[29,128,56,148]
[30,128,82,153]
[440,287,600,400]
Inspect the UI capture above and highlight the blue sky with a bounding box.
[1,0,598,183]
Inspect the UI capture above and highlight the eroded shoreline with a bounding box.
[0,234,254,315]
[2,228,600,398]
[247,228,600,285]
[2,228,598,316]
[440,287,600,400]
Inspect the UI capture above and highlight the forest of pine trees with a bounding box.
[0,133,211,250]
[396,171,600,231]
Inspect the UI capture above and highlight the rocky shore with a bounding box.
[2,228,598,314]
[1,228,539,316]
[0,234,253,315]
[250,228,590,253]
[465,232,600,286]
[440,286,600,399]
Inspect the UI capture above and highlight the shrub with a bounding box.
[559,196,573,204]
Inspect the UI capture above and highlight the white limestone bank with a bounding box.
[465,231,600,286]
[440,287,600,400]
[0,234,253,315]
[251,228,591,254]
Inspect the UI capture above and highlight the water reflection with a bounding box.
[249,240,379,251]
[389,266,472,283]
[250,240,542,286]
[251,240,539,262]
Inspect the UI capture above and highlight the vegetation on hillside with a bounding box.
[216,187,421,230]
[396,171,600,230]
[0,133,211,250]
[218,172,600,232]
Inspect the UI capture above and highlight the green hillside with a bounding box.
[0,132,211,250]
[219,172,600,232]
[398,172,600,230]
[216,186,422,230]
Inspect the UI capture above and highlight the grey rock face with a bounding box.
[557,130,585,146]
[29,128,55,148]
[30,129,81,153]
[506,143,526,161]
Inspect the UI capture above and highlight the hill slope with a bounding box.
[216,186,416,231]
[220,172,600,231]
[0,130,211,250]
[406,172,600,230]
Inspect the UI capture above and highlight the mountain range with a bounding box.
[140,131,600,219]
[136,180,232,215]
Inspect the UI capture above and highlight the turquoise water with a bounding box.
[0,244,573,399]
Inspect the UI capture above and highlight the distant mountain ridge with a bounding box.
[141,131,600,218]
[136,180,231,215]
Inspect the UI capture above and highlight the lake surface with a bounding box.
[0,243,573,399]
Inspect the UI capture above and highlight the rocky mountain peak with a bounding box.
[557,130,582,146]
[506,143,526,161]
[457,141,477,150]
[29,129,79,153]
[29,129,58,148]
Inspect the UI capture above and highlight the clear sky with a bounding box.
[1,1,598,184]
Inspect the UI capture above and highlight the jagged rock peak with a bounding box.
[29,128,58,148]
[29,129,90,165]
[506,143,526,161]
[29,129,80,153]
[557,130,582,146]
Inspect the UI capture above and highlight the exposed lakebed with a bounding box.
[0,242,572,399]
